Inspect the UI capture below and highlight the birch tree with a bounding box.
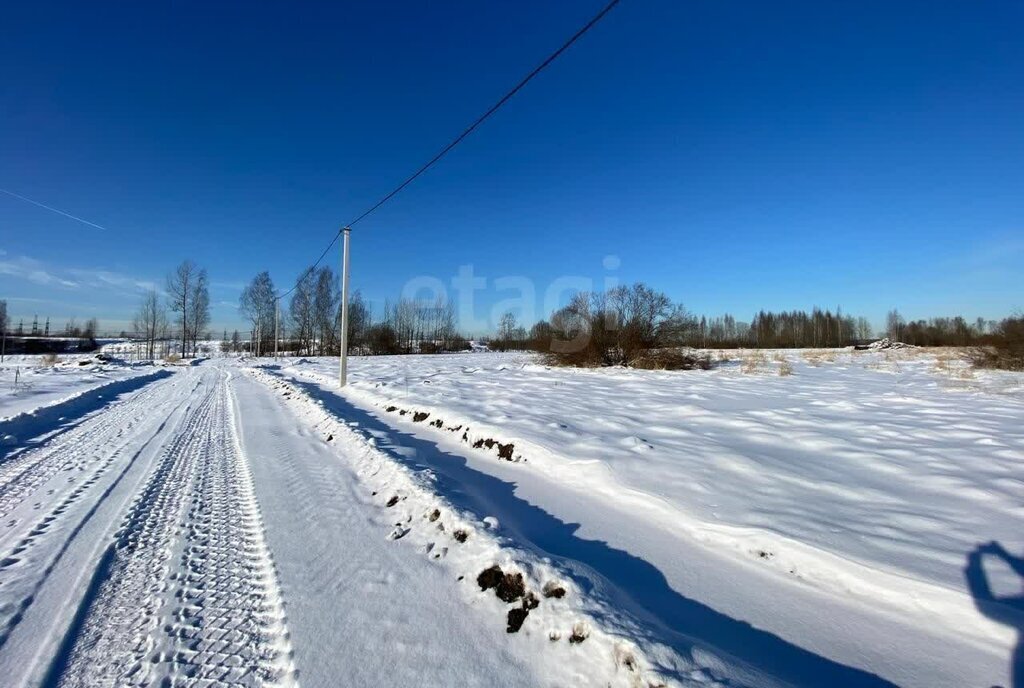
[133,290,167,360]
[167,260,198,357]
[188,269,210,356]
[240,271,276,357]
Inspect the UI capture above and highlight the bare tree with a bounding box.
[312,267,338,355]
[495,311,518,351]
[188,269,210,356]
[608,283,671,362]
[886,309,905,341]
[856,316,873,342]
[167,260,199,358]
[289,271,315,355]
[345,290,371,353]
[240,271,276,356]
[133,290,167,360]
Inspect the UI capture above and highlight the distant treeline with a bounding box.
[489,286,875,365]
[228,270,1022,370]
[492,295,1003,354]
[487,286,1021,370]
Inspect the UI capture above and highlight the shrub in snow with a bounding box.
[971,316,1024,371]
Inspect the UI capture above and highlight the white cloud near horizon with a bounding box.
[67,268,160,294]
[0,254,79,288]
[0,253,160,295]
[0,252,249,333]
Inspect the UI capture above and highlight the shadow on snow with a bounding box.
[966,542,1023,688]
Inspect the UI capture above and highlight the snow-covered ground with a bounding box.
[0,359,700,687]
[277,348,1024,687]
[0,350,1018,687]
[0,353,160,422]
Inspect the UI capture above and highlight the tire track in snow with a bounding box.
[49,369,296,687]
[163,374,296,685]
[0,374,197,650]
[49,375,216,687]
[0,373,185,524]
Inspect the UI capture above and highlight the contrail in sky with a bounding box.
[0,187,109,231]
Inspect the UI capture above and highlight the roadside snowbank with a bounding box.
[246,365,758,688]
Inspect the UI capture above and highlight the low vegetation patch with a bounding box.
[627,349,713,371]
[970,316,1024,371]
[801,350,836,366]
[741,351,766,374]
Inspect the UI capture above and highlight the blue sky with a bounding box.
[1,1,1022,335]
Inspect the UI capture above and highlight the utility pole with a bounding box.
[275,301,280,359]
[339,227,351,387]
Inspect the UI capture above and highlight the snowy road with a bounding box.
[0,364,297,687]
[0,361,657,687]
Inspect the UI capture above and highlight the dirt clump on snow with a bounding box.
[542,581,566,599]
[495,572,526,603]
[479,565,537,632]
[477,565,529,603]
[477,565,527,602]
[477,565,503,591]
[472,437,516,460]
[506,607,529,633]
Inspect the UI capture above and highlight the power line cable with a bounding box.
[346,0,621,229]
[276,0,621,300]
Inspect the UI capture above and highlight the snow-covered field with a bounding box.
[279,348,1024,687]
[0,349,1019,687]
[0,353,161,422]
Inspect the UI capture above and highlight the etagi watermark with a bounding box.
[397,255,623,343]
